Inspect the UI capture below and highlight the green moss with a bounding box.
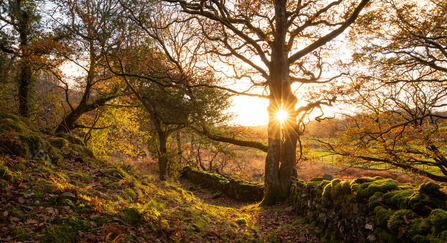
[108,168,127,179]
[418,217,432,235]
[123,188,137,200]
[0,117,27,133]
[407,218,422,239]
[0,179,9,187]
[427,230,447,243]
[374,206,395,227]
[411,234,428,243]
[406,182,447,214]
[354,178,399,199]
[119,207,144,227]
[48,137,69,149]
[235,218,247,225]
[0,164,17,181]
[429,209,447,225]
[14,226,30,241]
[330,179,342,199]
[383,188,415,209]
[339,180,352,194]
[12,163,26,171]
[20,134,43,151]
[292,218,306,226]
[387,209,412,233]
[428,209,447,234]
[52,154,64,166]
[56,132,84,146]
[368,192,384,209]
[373,228,398,243]
[322,183,332,202]
[41,215,92,243]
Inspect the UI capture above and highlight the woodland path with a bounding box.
[177,177,321,242]
[132,160,321,242]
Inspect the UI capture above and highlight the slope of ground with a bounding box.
[0,113,319,242]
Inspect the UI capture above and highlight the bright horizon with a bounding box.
[229,96,269,126]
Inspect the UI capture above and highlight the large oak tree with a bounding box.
[155,0,372,204]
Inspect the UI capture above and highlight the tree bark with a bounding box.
[262,0,292,205]
[18,64,32,118]
[156,120,169,181]
[17,5,31,118]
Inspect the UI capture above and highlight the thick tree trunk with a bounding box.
[262,0,293,206]
[262,104,286,205]
[279,113,298,195]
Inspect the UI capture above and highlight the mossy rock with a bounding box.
[351,176,383,185]
[382,188,415,209]
[0,118,26,134]
[373,228,398,243]
[406,182,447,214]
[368,192,384,209]
[428,209,447,234]
[374,206,395,227]
[329,179,343,199]
[56,133,84,146]
[387,209,412,233]
[353,178,398,199]
[49,137,69,149]
[20,134,43,151]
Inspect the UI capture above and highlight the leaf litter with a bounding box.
[1,146,320,243]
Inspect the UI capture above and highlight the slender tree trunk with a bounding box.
[18,7,31,118]
[18,64,32,117]
[176,130,182,166]
[157,129,169,181]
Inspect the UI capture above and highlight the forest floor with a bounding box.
[133,161,322,243]
[0,130,320,243]
[0,155,321,243]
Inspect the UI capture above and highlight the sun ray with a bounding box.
[276,110,288,124]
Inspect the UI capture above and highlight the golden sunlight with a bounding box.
[276,110,288,123]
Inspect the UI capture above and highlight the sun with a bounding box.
[276,110,288,123]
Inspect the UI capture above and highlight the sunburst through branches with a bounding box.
[276,110,288,124]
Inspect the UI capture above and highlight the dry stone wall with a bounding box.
[290,176,447,243]
[180,166,264,202]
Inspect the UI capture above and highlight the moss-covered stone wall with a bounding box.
[290,176,447,242]
[181,166,264,202]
